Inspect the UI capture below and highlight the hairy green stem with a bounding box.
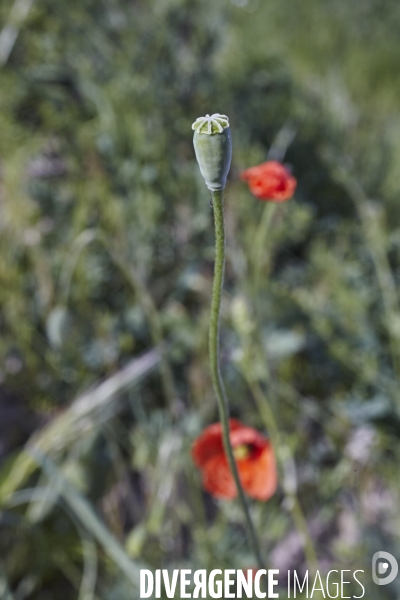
[209,190,264,569]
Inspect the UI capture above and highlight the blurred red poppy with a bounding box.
[192,419,277,501]
[241,160,296,202]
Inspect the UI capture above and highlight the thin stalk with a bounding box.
[29,448,143,589]
[0,565,14,600]
[247,378,318,574]
[59,229,177,407]
[186,465,215,569]
[241,200,318,572]
[346,177,400,375]
[331,167,400,378]
[253,203,278,314]
[209,190,264,569]
[108,248,177,407]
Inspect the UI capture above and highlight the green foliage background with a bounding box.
[1,0,400,598]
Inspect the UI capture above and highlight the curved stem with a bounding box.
[209,190,264,569]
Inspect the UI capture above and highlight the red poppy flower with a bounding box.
[192,419,277,501]
[240,160,297,202]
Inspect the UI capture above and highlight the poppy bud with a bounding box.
[192,113,232,191]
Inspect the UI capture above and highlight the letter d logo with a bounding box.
[372,551,398,585]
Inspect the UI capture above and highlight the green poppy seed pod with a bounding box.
[192,113,232,192]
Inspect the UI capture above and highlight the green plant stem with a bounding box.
[333,167,400,377]
[0,565,14,600]
[209,190,264,570]
[60,229,177,408]
[358,208,400,375]
[247,378,318,574]
[253,203,278,307]
[108,248,177,408]
[244,195,318,574]
[0,349,159,504]
[29,448,143,589]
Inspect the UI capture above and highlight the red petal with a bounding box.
[238,441,278,501]
[201,453,237,499]
[192,419,278,502]
[240,160,297,202]
[192,419,242,468]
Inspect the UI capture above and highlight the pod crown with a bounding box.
[192,113,230,135]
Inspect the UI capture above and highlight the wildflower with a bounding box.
[241,160,296,201]
[192,113,232,191]
[192,419,277,501]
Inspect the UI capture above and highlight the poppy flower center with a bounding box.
[233,444,251,460]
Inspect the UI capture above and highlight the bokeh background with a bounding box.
[1,0,400,598]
